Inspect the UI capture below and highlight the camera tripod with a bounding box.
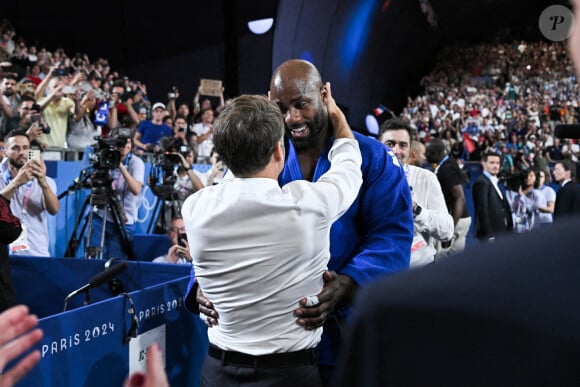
[64,169,136,260]
[147,183,183,234]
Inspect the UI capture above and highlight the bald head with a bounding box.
[408,141,426,167]
[270,59,322,97]
[268,59,330,151]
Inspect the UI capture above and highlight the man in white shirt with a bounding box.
[379,118,453,267]
[0,130,59,257]
[181,90,362,386]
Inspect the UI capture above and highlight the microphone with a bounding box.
[89,262,128,288]
[554,124,580,139]
[64,262,128,311]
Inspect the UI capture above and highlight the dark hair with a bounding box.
[533,169,545,189]
[5,129,29,142]
[2,73,17,81]
[379,117,416,143]
[20,93,36,104]
[481,151,501,162]
[557,159,577,179]
[426,138,447,161]
[213,95,284,176]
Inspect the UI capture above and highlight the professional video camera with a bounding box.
[147,138,194,234]
[88,128,132,170]
[149,137,192,201]
[63,128,134,258]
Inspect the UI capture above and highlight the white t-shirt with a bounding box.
[0,158,57,257]
[406,165,454,267]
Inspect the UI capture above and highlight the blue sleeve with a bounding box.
[332,134,413,286]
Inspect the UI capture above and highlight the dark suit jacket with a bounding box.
[472,174,513,240]
[554,181,580,221]
[335,219,580,387]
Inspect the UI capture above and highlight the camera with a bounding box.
[29,105,51,134]
[168,86,178,99]
[178,233,188,247]
[90,137,122,169]
[149,142,192,201]
[89,128,131,170]
[120,90,135,103]
[62,85,76,94]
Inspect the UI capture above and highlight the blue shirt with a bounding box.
[136,120,173,147]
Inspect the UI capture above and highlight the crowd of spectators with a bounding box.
[0,18,226,167]
[398,39,580,184]
[0,18,229,258]
[1,16,577,244]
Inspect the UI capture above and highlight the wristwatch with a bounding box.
[413,204,422,217]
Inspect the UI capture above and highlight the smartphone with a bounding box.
[30,113,40,122]
[62,85,76,94]
[27,149,41,161]
[178,233,188,247]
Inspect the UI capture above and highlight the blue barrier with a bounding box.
[11,257,206,387]
[46,160,559,257]
[48,161,209,258]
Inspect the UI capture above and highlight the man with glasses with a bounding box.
[152,216,192,264]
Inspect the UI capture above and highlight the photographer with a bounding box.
[88,129,144,259]
[107,81,140,132]
[66,89,100,152]
[34,66,81,149]
[6,95,43,141]
[148,140,204,233]
[152,216,192,264]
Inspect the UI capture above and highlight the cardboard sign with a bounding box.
[200,79,222,97]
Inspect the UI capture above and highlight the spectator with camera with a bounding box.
[152,216,192,264]
[107,80,140,133]
[133,102,173,155]
[172,114,191,148]
[6,94,41,137]
[33,66,75,149]
[66,89,100,151]
[0,129,59,257]
[88,129,144,259]
[201,147,226,186]
[505,169,544,233]
[192,107,215,164]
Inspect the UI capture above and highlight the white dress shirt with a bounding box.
[182,138,362,355]
[406,165,454,267]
